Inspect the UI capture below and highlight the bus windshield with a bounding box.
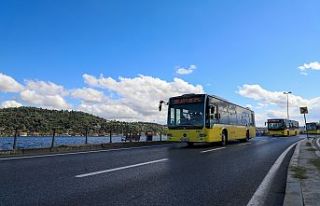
[306,123,317,131]
[268,122,285,130]
[168,103,204,128]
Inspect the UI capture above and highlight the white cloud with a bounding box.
[298,61,320,75]
[0,72,205,123]
[77,101,139,121]
[71,88,105,103]
[238,84,320,126]
[1,100,22,108]
[20,80,70,110]
[25,80,68,96]
[176,64,197,75]
[0,73,24,92]
[238,84,308,107]
[20,90,69,110]
[81,74,204,122]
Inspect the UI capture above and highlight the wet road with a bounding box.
[0,136,304,206]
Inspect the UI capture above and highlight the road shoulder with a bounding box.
[0,141,172,159]
[284,137,320,206]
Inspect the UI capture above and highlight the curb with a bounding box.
[247,140,302,206]
[315,138,320,157]
[283,139,305,206]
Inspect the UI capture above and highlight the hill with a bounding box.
[0,107,166,136]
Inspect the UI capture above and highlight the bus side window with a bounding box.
[176,109,181,125]
[210,105,219,124]
[170,108,175,125]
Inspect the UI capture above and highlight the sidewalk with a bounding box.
[284,136,320,206]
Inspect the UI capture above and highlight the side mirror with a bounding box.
[214,113,220,119]
[159,100,164,111]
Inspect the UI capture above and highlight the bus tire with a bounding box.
[221,130,227,146]
[187,142,194,147]
[245,130,250,142]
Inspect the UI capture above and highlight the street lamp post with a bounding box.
[283,91,292,119]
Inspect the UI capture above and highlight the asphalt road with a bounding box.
[0,135,304,206]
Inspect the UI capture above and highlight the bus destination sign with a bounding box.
[171,97,203,105]
[268,119,282,123]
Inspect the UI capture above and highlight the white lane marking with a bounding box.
[247,139,304,206]
[0,145,167,161]
[316,139,320,158]
[75,158,168,178]
[200,147,225,153]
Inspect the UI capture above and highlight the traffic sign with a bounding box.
[300,107,308,114]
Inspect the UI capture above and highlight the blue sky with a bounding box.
[1,0,320,125]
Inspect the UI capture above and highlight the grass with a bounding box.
[310,159,320,172]
[291,166,308,179]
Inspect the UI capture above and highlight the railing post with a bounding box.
[51,128,56,149]
[85,127,88,144]
[109,129,112,143]
[13,128,18,151]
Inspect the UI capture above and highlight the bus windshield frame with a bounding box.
[268,120,285,130]
[306,123,317,131]
[167,96,205,129]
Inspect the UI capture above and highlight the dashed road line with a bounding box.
[75,158,168,178]
[200,147,226,153]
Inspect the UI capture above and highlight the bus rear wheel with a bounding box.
[245,130,250,142]
[221,131,227,146]
[187,142,194,147]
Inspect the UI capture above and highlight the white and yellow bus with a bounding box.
[266,119,299,136]
[160,93,256,146]
[306,122,320,135]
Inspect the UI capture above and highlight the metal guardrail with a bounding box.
[0,135,168,151]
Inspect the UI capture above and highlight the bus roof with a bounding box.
[307,122,320,125]
[267,118,299,123]
[169,93,254,112]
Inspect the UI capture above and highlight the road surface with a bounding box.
[0,136,303,206]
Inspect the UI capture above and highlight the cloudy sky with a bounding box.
[1,0,320,126]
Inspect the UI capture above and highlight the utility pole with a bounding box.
[283,91,292,119]
[303,113,309,139]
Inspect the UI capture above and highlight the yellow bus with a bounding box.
[160,93,256,146]
[266,119,299,136]
[306,122,320,135]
